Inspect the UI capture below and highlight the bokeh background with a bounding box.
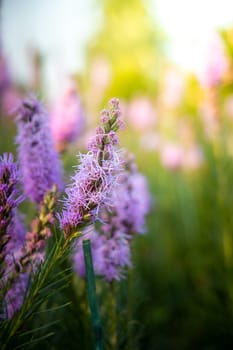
[2,0,233,349]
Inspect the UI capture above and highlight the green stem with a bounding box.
[109,282,117,350]
[83,239,104,350]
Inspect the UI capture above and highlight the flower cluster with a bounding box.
[2,272,28,319]
[20,185,57,268]
[15,95,63,204]
[2,213,28,319]
[50,79,85,152]
[59,98,124,238]
[73,154,151,281]
[0,153,24,278]
[73,227,131,281]
[1,186,57,319]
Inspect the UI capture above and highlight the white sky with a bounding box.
[2,0,233,98]
[153,0,233,70]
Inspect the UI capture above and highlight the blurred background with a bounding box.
[2,0,233,349]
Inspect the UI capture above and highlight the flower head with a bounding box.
[1,212,28,319]
[73,154,151,282]
[60,98,124,238]
[15,95,63,204]
[0,153,24,277]
[2,272,28,319]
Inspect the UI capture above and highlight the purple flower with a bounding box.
[73,227,131,281]
[50,79,85,151]
[1,212,28,319]
[114,171,151,235]
[4,212,26,273]
[15,95,63,204]
[0,153,24,277]
[0,56,11,95]
[59,98,124,238]
[2,273,28,319]
[73,155,151,282]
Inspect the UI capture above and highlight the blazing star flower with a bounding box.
[50,80,85,151]
[114,171,151,235]
[73,227,131,282]
[19,185,57,269]
[59,98,124,238]
[15,95,63,204]
[1,212,28,319]
[2,272,28,319]
[0,153,24,277]
[0,153,26,318]
[1,187,57,319]
[93,233,131,281]
[4,212,26,273]
[73,155,151,282]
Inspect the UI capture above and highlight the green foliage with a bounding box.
[84,0,165,101]
[126,131,233,349]
[0,231,73,349]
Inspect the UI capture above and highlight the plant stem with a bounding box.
[83,239,104,350]
[109,281,117,350]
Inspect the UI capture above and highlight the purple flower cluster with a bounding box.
[0,153,24,277]
[1,186,57,319]
[2,272,28,319]
[50,79,85,151]
[73,154,151,281]
[59,98,124,238]
[4,212,26,274]
[73,227,131,281]
[15,95,63,204]
[113,164,151,235]
[2,213,28,319]
[0,154,28,319]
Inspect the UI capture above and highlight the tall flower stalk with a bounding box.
[73,154,151,282]
[0,153,24,278]
[59,97,124,239]
[14,95,63,204]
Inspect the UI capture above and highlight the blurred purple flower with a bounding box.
[160,143,183,170]
[15,95,63,204]
[2,212,28,319]
[4,212,26,273]
[73,155,151,281]
[0,56,11,94]
[115,172,151,235]
[73,227,131,282]
[127,97,156,131]
[197,32,227,88]
[50,79,85,151]
[2,272,28,319]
